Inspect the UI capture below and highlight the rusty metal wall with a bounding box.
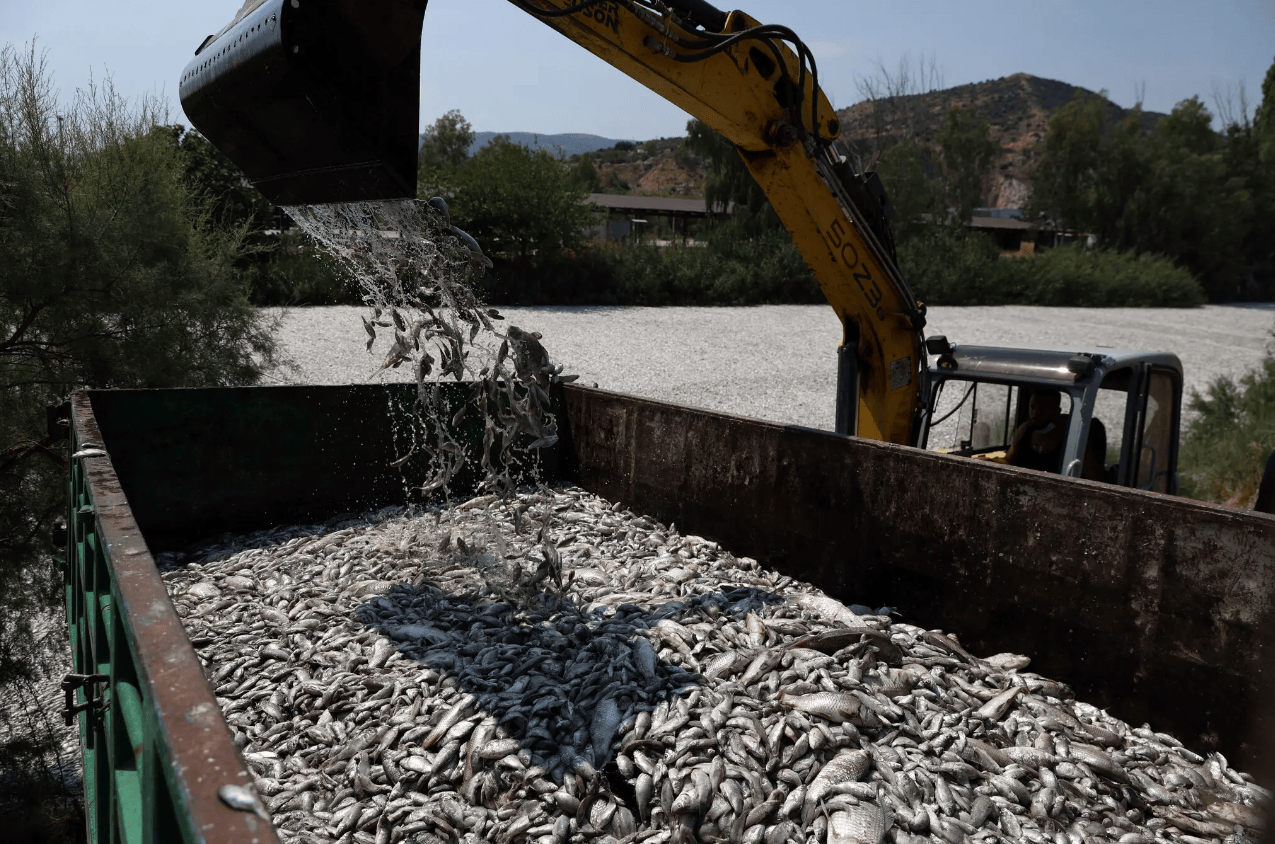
[561,385,1275,771]
[70,393,281,843]
[80,383,1274,778]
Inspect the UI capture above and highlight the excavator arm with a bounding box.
[180,0,927,444]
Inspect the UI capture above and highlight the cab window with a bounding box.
[1138,369,1176,493]
[926,380,1022,455]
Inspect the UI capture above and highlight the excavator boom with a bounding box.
[180,0,927,443]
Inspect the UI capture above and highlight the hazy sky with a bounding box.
[7,0,1273,141]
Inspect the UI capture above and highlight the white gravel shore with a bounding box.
[265,304,1275,431]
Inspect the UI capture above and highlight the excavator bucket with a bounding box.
[179,0,429,206]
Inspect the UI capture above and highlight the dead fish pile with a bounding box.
[161,487,1268,844]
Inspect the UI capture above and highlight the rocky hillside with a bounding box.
[566,73,1165,208]
[571,138,708,197]
[835,73,1166,208]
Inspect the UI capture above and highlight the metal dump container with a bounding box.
[64,383,1275,842]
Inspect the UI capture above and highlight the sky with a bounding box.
[5,0,1273,141]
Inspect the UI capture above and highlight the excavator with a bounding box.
[178,0,1189,495]
[48,8,1275,842]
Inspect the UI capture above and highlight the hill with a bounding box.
[835,72,1167,208]
[466,131,633,158]
[454,74,1168,208]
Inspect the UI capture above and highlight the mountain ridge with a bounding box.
[432,74,1172,208]
[834,72,1168,208]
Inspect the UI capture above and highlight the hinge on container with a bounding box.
[61,673,109,726]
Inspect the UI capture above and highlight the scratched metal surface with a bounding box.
[70,392,281,844]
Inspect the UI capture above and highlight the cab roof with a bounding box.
[929,344,1183,386]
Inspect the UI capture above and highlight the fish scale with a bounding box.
[160,486,1268,844]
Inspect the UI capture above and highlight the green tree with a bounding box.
[0,42,282,812]
[1028,89,1263,300]
[684,119,778,234]
[449,135,594,258]
[1258,58,1275,168]
[569,153,601,193]
[936,107,998,224]
[417,109,475,192]
[168,125,273,231]
[1026,92,1106,230]
[873,135,940,241]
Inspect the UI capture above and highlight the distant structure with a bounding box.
[583,193,729,245]
[968,208,1093,256]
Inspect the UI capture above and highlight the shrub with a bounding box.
[1177,333,1275,506]
[898,229,1206,308]
[898,227,1007,306]
[251,230,355,305]
[994,244,1206,307]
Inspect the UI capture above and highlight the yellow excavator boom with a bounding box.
[179,0,927,444]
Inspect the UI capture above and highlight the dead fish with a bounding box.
[804,750,870,825]
[591,698,621,763]
[983,652,1031,671]
[974,685,1024,722]
[781,691,872,725]
[827,802,890,844]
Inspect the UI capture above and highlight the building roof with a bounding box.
[967,215,1034,231]
[584,193,729,216]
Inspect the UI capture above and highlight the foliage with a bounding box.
[874,136,939,240]
[481,220,818,307]
[168,124,273,231]
[1259,59,1275,167]
[249,229,353,306]
[1026,68,1275,301]
[1178,331,1275,506]
[684,119,778,234]
[896,227,1005,306]
[993,245,1204,307]
[935,107,998,224]
[417,109,475,194]
[0,41,281,819]
[448,135,595,258]
[899,229,1204,308]
[608,222,819,306]
[568,153,600,193]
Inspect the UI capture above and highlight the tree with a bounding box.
[449,135,594,258]
[936,107,998,224]
[684,119,778,234]
[0,41,282,813]
[569,153,600,193]
[1026,91,1106,230]
[1258,58,1275,169]
[418,109,475,192]
[873,135,940,240]
[851,53,945,170]
[168,125,273,232]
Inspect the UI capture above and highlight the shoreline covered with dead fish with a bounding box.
[161,487,1268,844]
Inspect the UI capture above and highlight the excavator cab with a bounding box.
[920,341,1183,493]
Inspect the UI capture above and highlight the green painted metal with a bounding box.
[67,450,171,844]
[67,397,281,844]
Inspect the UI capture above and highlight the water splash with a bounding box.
[283,198,575,597]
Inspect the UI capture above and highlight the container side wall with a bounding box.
[559,385,1275,771]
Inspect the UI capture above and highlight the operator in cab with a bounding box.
[1007,389,1067,474]
[1007,388,1103,480]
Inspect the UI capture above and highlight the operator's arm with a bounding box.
[511,0,927,445]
